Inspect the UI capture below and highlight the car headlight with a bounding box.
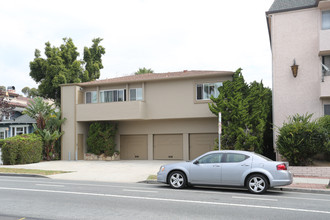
[159,166,165,172]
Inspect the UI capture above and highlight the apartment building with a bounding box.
[61,70,233,160]
[266,0,330,158]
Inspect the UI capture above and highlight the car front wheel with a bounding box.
[247,174,268,194]
[168,171,186,189]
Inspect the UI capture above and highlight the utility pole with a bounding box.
[218,112,221,150]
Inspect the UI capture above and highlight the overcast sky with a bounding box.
[0,0,274,95]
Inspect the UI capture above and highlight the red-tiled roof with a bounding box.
[9,102,28,108]
[0,90,19,97]
[76,70,233,86]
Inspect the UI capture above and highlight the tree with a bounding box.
[29,38,105,105]
[83,38,106,81]
[0,86,5,91]
[23,97,66,160]
[23,97,53,130]
[22,87,39,98]
[209,68,273,157]
[134,67,154,75]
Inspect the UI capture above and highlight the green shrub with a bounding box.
[0,139,5,149]
[318,115,330,161]
[1,134,43,165]
[87,122,117,156]
[318,115,330,150]
[276,114,327,166]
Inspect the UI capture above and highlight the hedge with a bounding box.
[1,133,43,165]
[87,122,117,156]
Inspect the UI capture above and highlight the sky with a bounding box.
[0,0,274,95]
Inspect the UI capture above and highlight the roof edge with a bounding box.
[266,4,318,15]
[60,71,234,87]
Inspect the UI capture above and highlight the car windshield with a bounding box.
[254,153,273,161]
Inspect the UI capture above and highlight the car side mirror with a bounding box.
[193,160,199,165]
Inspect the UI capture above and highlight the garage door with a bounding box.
[120,135,148,160]
[154,134,183,160]
[189,133,218,159]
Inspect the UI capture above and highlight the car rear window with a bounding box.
[254,153,273,161]
[223,153,249,163]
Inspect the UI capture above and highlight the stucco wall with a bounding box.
[61,86,76,160]
[76,75,231,121]
[271,8,323,129]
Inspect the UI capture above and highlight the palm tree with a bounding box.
[23,97,54,130]
[23,97,65,160]
[134,67,154,75]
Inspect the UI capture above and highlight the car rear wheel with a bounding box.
[247,174,268,194]
[168,171,186,189]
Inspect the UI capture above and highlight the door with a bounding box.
[154,134,183,160]
[221,153,252,186]
[189,133,218,159]
[120,135,148,160]
[189,153,223,185]
[77,134,84,160]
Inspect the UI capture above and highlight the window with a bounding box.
[100,89,126,103]
[16,127,24,135]
[129,88,143,101]
[198,153,223,164]
[0,131,4,139]
[322,11,330,30]
[322,56,330,76]
[196,82,222,100]
[86,91,97,103]
[10,126,28,137]
[224,153,249,163]
[325,104,330,115]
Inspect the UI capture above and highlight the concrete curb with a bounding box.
[139,180,160,184]
[142,180,330,194]
[0,173,49,178]
[272,187,330,194]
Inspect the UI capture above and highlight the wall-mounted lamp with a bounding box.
[291,59,298,78]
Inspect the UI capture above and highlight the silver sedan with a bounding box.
[157,150,293,194]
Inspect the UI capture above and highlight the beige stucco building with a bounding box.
[61,70,233,160]
[267,0,330,158]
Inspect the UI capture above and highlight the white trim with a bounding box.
[85,91,97,104]
[99,89,126,102]
[9,125,29,137]
[129,88,143,101]
[196,82,223,101]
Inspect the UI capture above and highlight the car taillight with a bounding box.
[277,163,287,170]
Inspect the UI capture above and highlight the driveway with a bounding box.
[1,160,177,183]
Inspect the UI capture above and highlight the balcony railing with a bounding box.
[76,101,146,121]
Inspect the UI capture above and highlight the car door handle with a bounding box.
[213,165,220,167]
[241,164,250,166]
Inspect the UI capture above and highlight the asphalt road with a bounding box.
[0,176,329,220]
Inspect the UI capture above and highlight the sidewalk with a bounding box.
[280,166,330,192]
[1,160,329,193]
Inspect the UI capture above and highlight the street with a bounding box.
[0,176,329,220]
